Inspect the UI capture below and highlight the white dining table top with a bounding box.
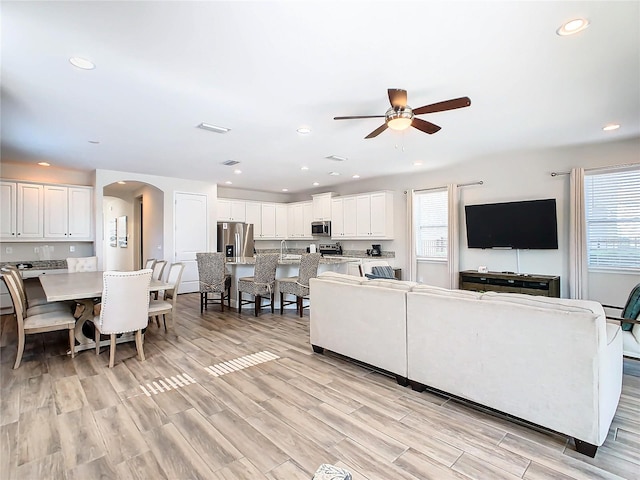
[39,271,172,302]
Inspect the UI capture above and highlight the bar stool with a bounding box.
[277,253,321,317]
[237,253,279,316]
[196,252,232,313]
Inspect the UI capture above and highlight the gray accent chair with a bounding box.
[237,253,279,316]
[196,252,231,313]
[278,253,321,317]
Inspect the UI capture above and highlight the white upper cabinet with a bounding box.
[274,204,288,239]
[312,193,333,221]
[17,183,44,238]
[287,201,313,239]
[259,203,276,238]
[1,181,93,241]
[217,199,246,222]
[44,185,93,240]
[245,201,261,239]
[0,182,17,239]
[332,191,393,240]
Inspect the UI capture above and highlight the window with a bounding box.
[584,167,640,270]
[414,188,448,259]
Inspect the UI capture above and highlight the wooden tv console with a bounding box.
[459,270,560,298]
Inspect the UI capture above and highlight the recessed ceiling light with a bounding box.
[233,169,242,174]
[297,127,311,134]
[329,171,341,176]
[352,174,360,179]
[37,162,50,167]
[197,123,230,133]
[603,123,620,131]
[301,166,309,171]
[282,188,289,192]
[117,181,126,185]
[225,181,233,185]
[413,161,423,166]
[556,18,589,36]
[69,57,95,70]
[88,140,100,144]
[326,155,347,162]
[312,182,320,187]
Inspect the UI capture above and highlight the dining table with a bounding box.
[39,271,173,353]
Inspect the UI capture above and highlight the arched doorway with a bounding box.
[103,181,164,271]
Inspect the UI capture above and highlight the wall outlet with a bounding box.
[69,246,75,252]
[5,247,12,254]
[34,247,39,253]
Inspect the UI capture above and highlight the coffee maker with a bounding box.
[371,244,382,256]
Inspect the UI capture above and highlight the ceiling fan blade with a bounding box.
[334,115,386,120]
[412,118,441,135]
[388,88,407,108]
[413,97,471,115]
[365,124,388,139]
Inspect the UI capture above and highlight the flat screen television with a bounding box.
[465,198,558,249]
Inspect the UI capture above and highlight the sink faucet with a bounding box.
[280,239,287,258]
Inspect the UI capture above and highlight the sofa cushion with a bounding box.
[317,271,365,285]
[481,291,603,315]
[365,279,417,291]
[411,284,483,299]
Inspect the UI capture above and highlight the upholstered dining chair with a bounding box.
[94,269,152,368]
[196,252,232,313]
[2,273,75,369]
[148,262,185,331]
[144,258,157,270]
[1,268,70,317]
[237,253,279,316]
[278,253,321,317]
[66,256,98,273]
[150,260,167,299]
[2,265,49,308]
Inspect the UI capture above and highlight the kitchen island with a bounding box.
[223,255,357,311]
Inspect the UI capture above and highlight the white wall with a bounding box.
[94,169,218,270]
[316,136,640,305]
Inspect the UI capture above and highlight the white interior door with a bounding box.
[174,192,208,293]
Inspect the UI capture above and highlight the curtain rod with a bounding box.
[551,162,640,177]
[412,180,483,193]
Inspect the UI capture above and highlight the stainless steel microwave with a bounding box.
[311,221,331,236]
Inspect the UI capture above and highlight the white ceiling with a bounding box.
[2,1,639,194]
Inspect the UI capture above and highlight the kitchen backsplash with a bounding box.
[0,242,94,263]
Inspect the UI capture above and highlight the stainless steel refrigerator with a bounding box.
[217,222,255,258]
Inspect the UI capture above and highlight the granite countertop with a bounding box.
[226,256,356,265]
[1,260,68,270]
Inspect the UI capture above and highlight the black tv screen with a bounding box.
[465,199,558,249]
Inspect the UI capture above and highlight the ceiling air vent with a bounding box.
[325,155,347,162]
[222,160,240,166]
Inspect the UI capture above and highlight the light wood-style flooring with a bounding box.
[1,293,639,480]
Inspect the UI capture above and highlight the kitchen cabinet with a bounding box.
[312,193,333,221]
[1,181,93,241]
[245,201,261,239]
[331,196,357,238]
[275,204,288,239]
[17,183,44,238]
[217,199,246,222]
[287,201,313,239]
[44,185,93,240]
[0,181,17,239]
[259,203,276,238]
[331,191,393,240]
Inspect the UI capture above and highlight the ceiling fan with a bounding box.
[334,89,471,139]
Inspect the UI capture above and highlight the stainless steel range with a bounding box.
[319,243,342,255]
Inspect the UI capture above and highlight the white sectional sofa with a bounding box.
[309,272,623,457]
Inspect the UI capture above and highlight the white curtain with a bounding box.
[407,189,416,282]
[569,167,588,299]
[447,184,459,289]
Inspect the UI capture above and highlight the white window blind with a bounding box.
[414,188,448,259]
[584,167,640,270]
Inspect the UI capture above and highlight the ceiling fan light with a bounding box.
[385,107,414,131]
